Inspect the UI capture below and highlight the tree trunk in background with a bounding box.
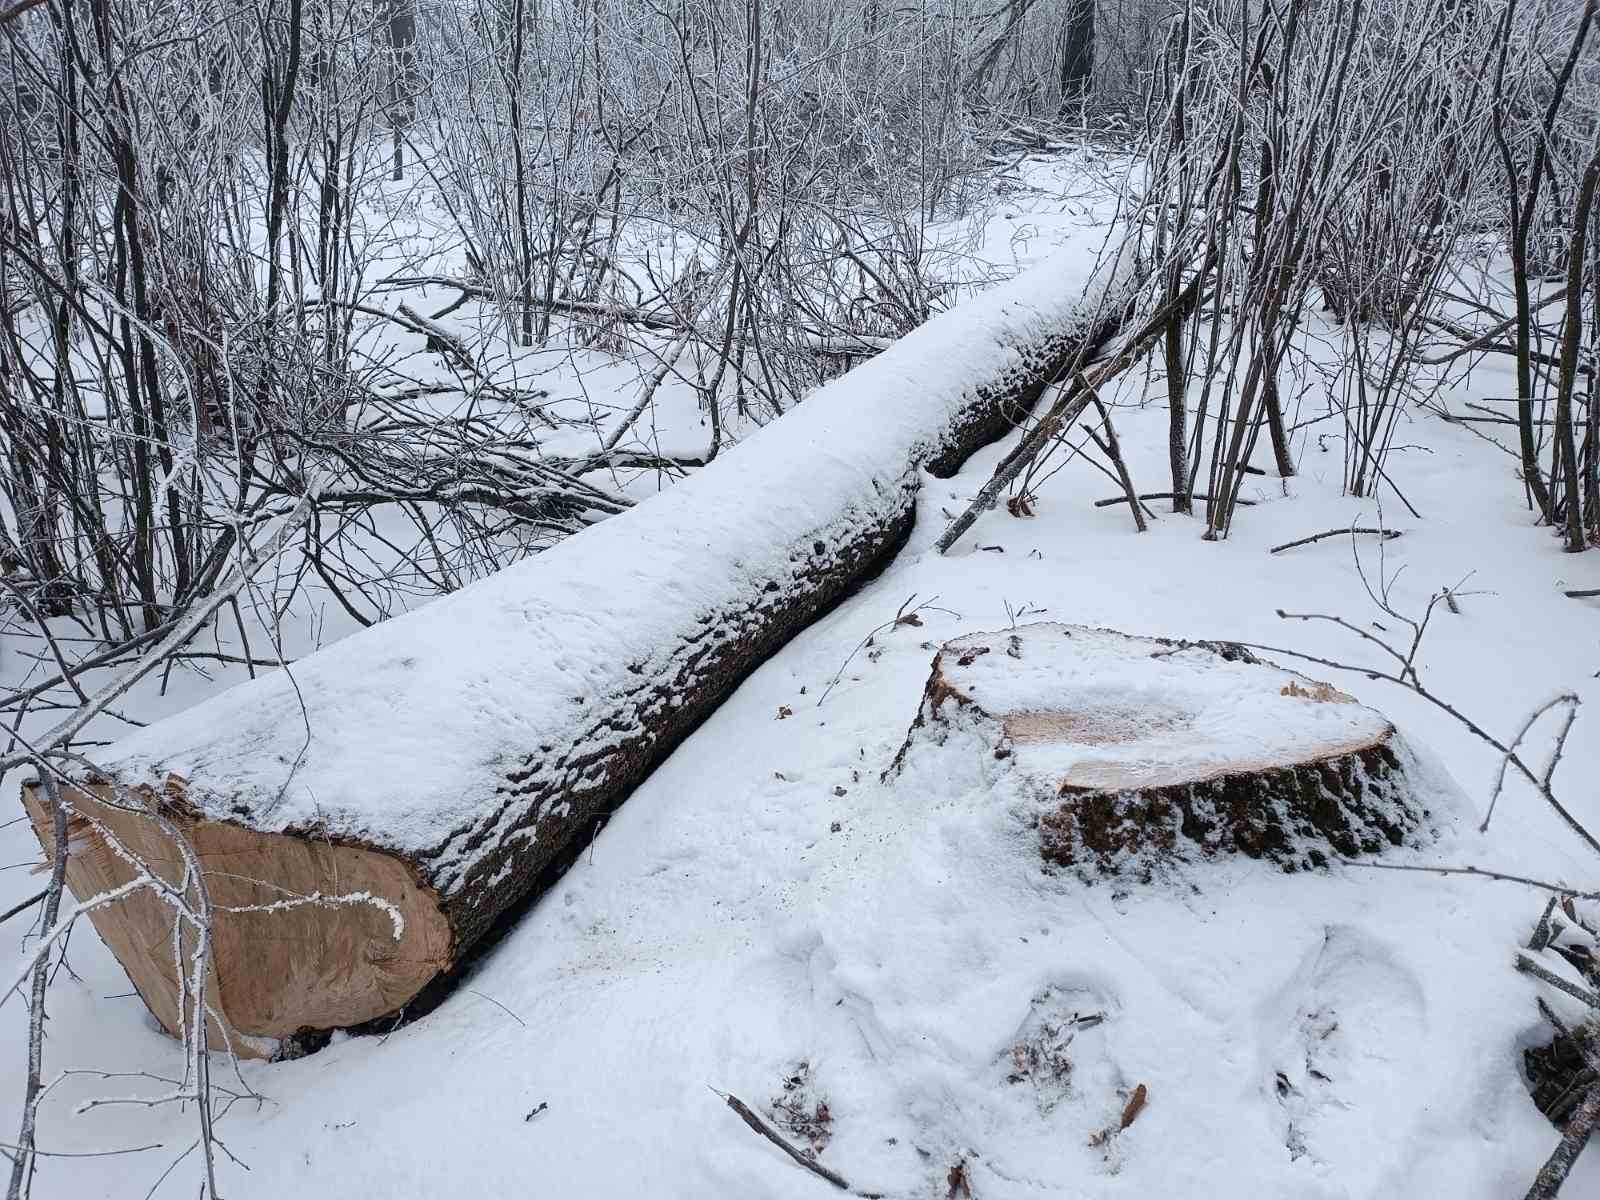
[1058,0,1095,112]
[384,0,417,180]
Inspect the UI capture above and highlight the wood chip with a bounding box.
[1120,1083,1148,1130]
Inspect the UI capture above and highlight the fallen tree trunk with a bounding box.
[23,246,1133,1054]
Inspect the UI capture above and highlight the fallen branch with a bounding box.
[937,243,1204,554]
[374,274,895,356]
[396,303,479,373]
[1270,528,1403,554]
[1094,491,1256,509]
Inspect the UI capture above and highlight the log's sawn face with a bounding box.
[21,781,452,1057]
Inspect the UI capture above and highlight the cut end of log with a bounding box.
[21,780,453,1057]
[895,623,1431,875]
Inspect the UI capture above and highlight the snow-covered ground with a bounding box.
[5,157,1600,1198]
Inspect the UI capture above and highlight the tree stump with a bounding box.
[894,624,1430,874]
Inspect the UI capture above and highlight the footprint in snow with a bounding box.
[1257,926,1426,1187]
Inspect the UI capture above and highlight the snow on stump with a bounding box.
[896,624,1429,874]
[20,251,1132,1056]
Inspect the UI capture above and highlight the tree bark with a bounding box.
[384,0,418,180]
[1057,0,1095,111]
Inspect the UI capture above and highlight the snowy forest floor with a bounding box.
[5,157,1600,1199]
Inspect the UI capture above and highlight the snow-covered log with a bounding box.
[894,624,1433,874]
[22,250,1131,1053]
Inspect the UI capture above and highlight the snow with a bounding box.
[8,338,1599,1198]
[5,159,1600,1199]
[90,235,1131,893]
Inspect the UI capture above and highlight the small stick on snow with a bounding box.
[1269,528,1403,554]
[1093,492,1256,508]
[714,1090,852,1192]
[1539,997,1574,1040]
[1531,897,1564,952]
[465,989,526,1028]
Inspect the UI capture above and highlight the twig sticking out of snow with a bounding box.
[1531,898,1564,952]
[816,594,958,707]
[1518,955,1600,1012]
[1524,1080,1600,1200]
[1085,397,1147,532]
[7,776,70,1199]
[1482,696,1582,834]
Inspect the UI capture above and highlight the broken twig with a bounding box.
[1526,1078,1600,1200]
[1269,527,1403,554]
[716,1090,853,1192]
[1519,954,1600,1011]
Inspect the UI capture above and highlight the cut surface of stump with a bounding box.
[896,623,1429,874]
